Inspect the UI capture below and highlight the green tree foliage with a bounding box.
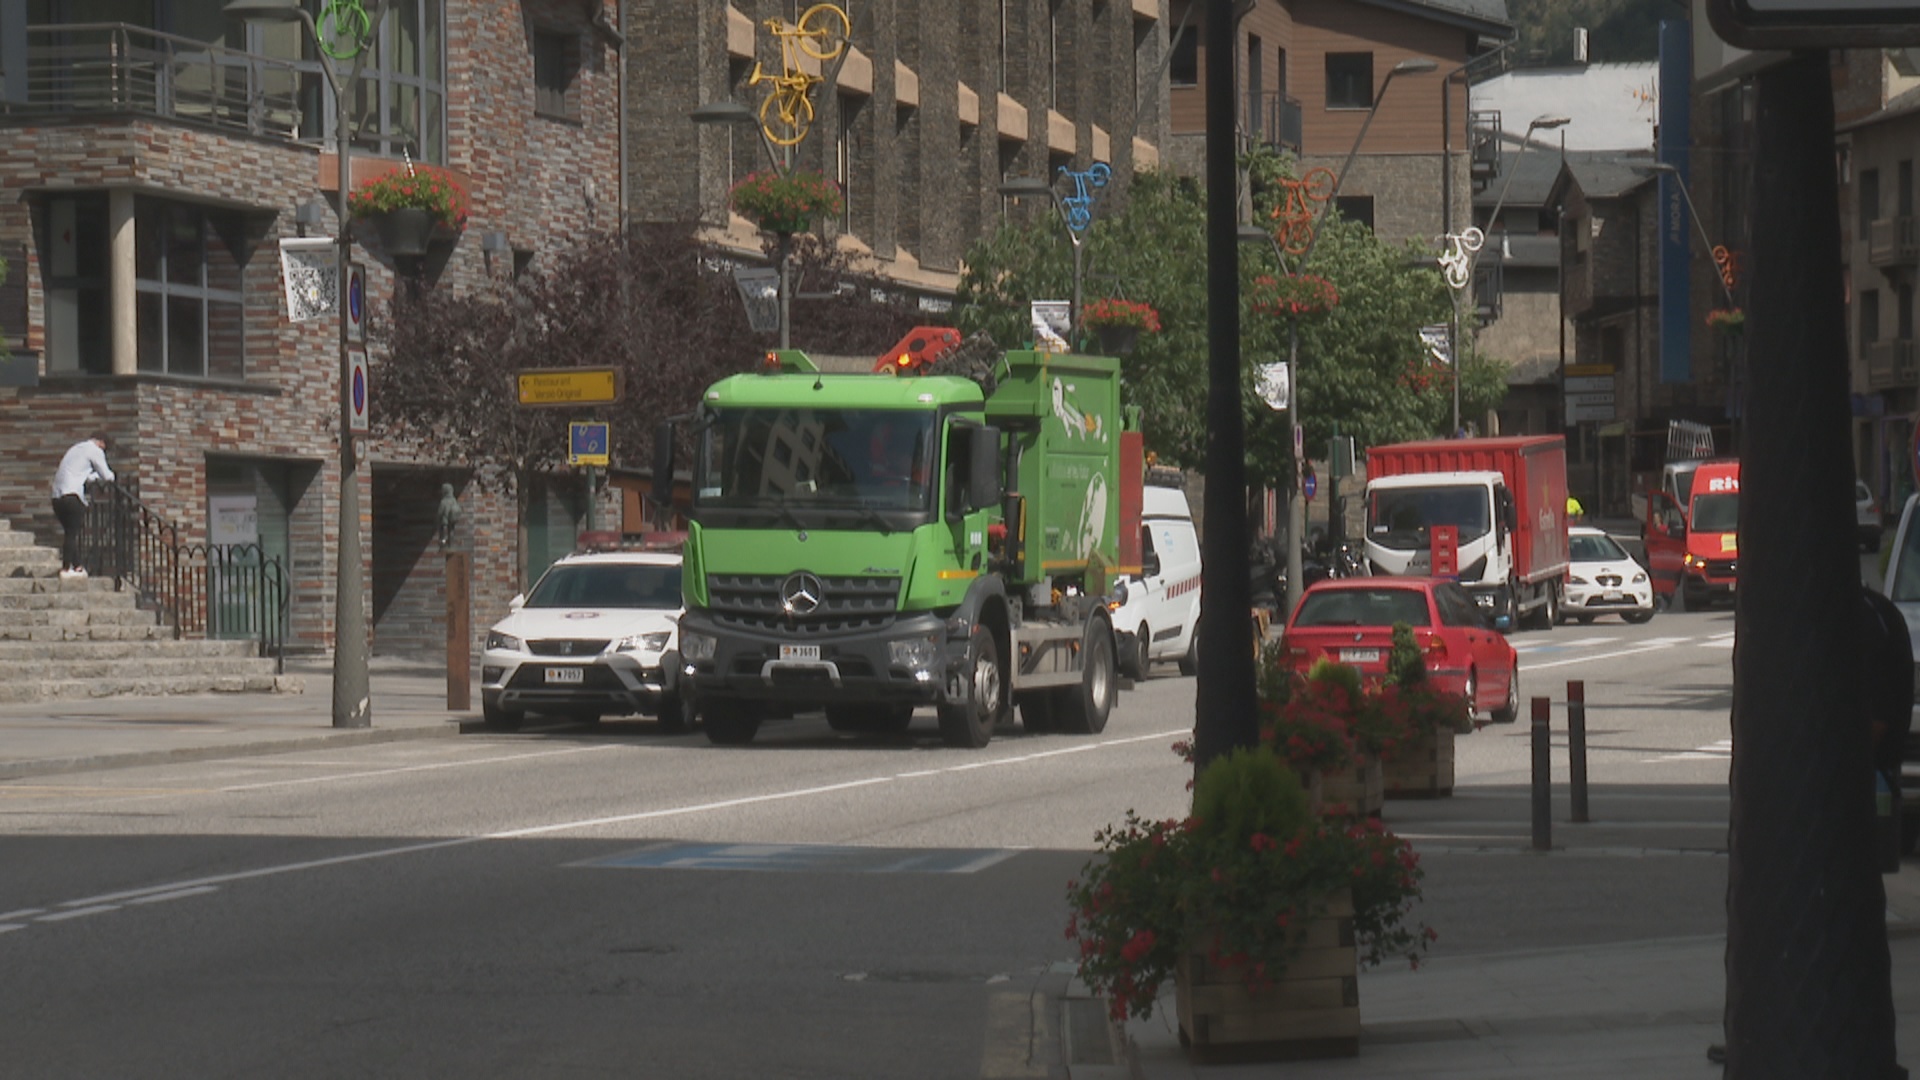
[377,221,926,583]
[952,162,1506,488]
[1507,0,1665,65]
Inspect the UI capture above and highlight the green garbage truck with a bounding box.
[659,328,1146,748]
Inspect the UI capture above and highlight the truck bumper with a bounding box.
[678,610,964,708]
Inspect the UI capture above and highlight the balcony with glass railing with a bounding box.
[1869,216,1918,269]
[2,23,321,146]
[1866,337,1917,389]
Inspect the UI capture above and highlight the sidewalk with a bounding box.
[0,656,474,780]
[1069,835,1920,1079]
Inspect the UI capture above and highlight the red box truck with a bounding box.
[1363,436,1572,630]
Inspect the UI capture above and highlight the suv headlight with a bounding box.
[1568,574,1590,585]
[889,635,941,671]
[616,631,673,654]
[681,631,717,662]
[486,630,524,652]
[1632,571,1647,584]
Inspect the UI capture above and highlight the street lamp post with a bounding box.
[1449,114,1570,436]
[1644,161,1738,308]
[997,173,1106,343]
[228,0,387,729]
[690,101,796,349]
[1243,58,1436,620]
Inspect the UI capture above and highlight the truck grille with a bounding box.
[706,573,901,636]
[1704,560,1737,578]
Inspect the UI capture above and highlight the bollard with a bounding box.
[1567,680,1589,824]
[1531,696,1552,851]
[445,550,470,710]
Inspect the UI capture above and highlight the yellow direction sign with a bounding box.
[516,367,621,407]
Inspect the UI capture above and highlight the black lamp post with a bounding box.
[690,101,801,348]
[997,174,1097,342]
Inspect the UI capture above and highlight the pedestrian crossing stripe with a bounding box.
[1649,739,1732,763]
[577,841,1019,875]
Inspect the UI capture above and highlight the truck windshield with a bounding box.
[696,407,937,514]
[1366,487,1491,550]
[1690,492,1738,533]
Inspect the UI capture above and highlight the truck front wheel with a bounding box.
[1058,617,1116,735]
[704,699,762,746]
[938,627,1007,748]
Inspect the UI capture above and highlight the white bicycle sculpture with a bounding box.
[1439,227,1484,290]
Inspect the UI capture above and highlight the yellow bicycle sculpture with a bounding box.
[748,3,851,148]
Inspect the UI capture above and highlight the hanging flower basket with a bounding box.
[1706,307,1746,334]
[1251,273,1340,318]
[728,169,844,234]
[1082,298,1161,355]
[348,165,470,257]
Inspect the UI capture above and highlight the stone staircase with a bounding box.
[0,518,302,703]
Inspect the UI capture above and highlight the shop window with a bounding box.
[133,198,248,379]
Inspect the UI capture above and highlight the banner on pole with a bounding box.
[1031,301,1071,351]
[279,238,336,322]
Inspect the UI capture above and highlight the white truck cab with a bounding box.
[1111,480,1202,679]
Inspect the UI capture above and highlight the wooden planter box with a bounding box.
[1383,727,1457,798]
[1175,890,1361,1063]
[1319,759,1383,819]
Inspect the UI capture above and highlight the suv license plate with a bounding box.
[545,667,585,684]
[1339,648,1379,663]
[779,645,821,662]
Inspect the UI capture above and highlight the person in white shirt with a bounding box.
[50,433,113,579]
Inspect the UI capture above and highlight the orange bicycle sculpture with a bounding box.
[748,3,851,147]
[1267,166,1336,256]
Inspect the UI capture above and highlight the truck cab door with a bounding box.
[1644,491,1686,600]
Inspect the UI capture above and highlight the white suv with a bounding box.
[480,549,690,731]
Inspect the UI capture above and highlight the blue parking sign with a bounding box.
[569,421,610,467]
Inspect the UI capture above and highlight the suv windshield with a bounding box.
[1690,492,1738,533]
[697,407,937,515]
[1366,486,1491,550]
[1569,532,1628,562]
[526,563,682,609]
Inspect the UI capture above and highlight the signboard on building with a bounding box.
[516,368,621,407]
[209,495,259,546]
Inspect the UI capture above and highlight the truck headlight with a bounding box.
[1684,553,1700,568]
[616,631,672,653]
[681,631,717,662]
[486,631,523,652]
[889,635,942,671]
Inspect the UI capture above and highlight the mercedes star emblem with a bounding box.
[781,572,825,617]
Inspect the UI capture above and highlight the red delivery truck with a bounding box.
[1363,435,1571,630]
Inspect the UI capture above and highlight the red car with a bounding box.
[1278,577,1520,723]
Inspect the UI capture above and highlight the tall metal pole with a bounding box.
[1192,0,1258,772]
[776,230,792,349]
[1285,318,1303,618]
[332,50,368,728]
[1071,236,1084,344]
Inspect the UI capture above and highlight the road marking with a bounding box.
[15,727,1196,931]
[1520,641,1692,672]
[1700,633,1736,650]
[1512,636,1617,654]
[36,904,119,922]
[215,744,619,792]
[0,908,47,920]
[129,886,219,905]
[581,841,1020,875]
[1649,739,1733,762]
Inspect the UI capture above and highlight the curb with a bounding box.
[0,721,464,781]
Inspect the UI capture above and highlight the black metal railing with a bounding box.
[81,480,289,671]
[3,22,319,144]
[1258,91,1303,151]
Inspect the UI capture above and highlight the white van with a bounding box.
[1112,480,1203,679]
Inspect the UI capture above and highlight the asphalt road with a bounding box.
[1,608,1741,1078]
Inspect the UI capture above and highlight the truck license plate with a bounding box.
[545,667,584,684]
[779,645,821,661]
[1339,648,1379,664]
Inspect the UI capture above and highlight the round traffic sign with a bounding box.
[1303,471,1317,501]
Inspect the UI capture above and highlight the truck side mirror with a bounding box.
[967,426,1003,512]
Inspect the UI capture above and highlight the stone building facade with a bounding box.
[0,1,621,660]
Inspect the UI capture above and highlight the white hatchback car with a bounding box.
[480,549,690,731]
[1562,526,1654,624]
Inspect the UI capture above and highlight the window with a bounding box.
[1246,35,1262,136]
[1168,19,1197,86]
[1900,282,1914,341]
[1333,195,1374,232]
[1325,53,1372,109]
[533,30,580,120]
[242,0,449,163]
[134,198,248,379]
[1863,288,1882,345]
[40,193,111,376]
[1903,160,1914,217]
[1861,166,1880,237]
